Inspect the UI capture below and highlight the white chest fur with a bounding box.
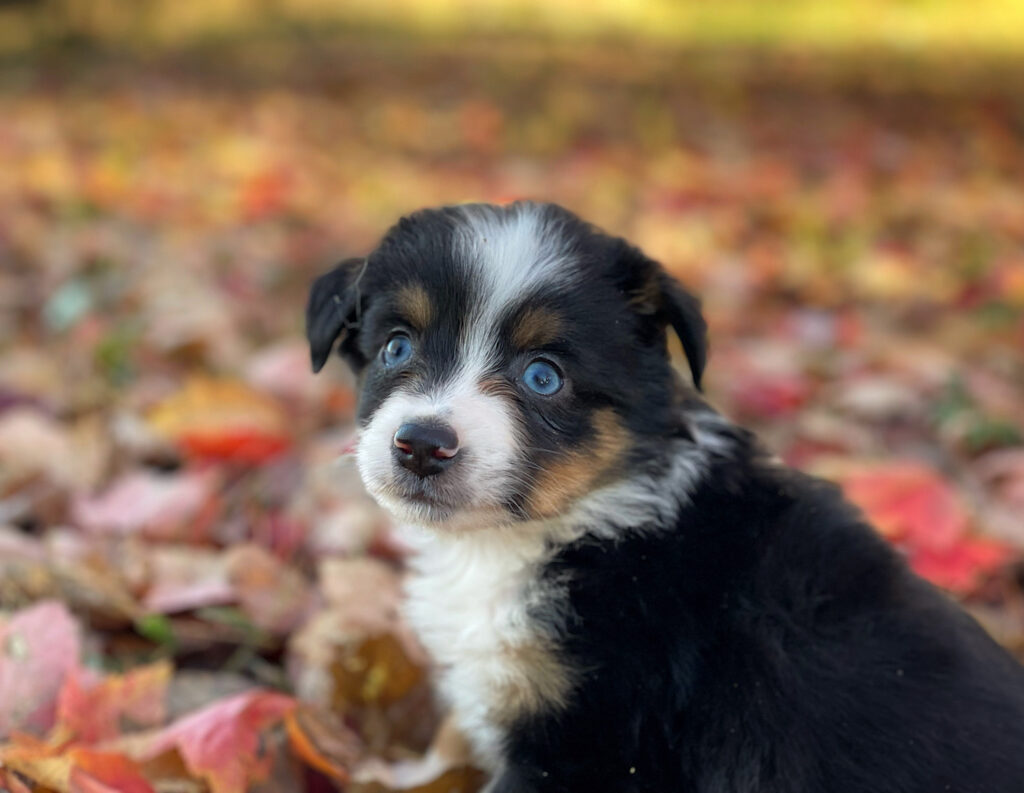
[401,528,571,770]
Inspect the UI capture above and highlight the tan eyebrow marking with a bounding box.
[511,306,563,350]
[394,284,433,331]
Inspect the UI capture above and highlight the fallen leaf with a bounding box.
[349,713,476,793]
[0,734,70,792]
[111,690,296,793]
[830,461,1015,593]
[349,764,484,793]
[836,462,968,549]
[68,750,156,793]
[288,559,420,704]
[284,703,361,783]
[0,409,74,490]
[0,739,156,793]
[142,546,235,614]
[0,601,81,739]
[910,538,1015,595]
[146,378,291,464]
[0,767,34,793]
[332,633,425,711]
[224,544,314,635]
[56,661,171,743]
[72,470,220,541]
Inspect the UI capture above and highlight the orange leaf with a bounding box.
[68,749,155,793]
[146,378,291,464]
[238,167,291,221]
[0,741,155,793]
[0,768,34,793]
[56,662,171,743]
[0,742,70,791]
[178,429,290,464]
[284,704,360,783]
[117,690,296,793]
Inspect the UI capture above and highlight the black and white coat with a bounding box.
[308,201,1024,793]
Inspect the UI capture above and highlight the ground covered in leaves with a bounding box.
[1,35,1023,793]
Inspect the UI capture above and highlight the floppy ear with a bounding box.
[658,271,708,391]
[306,257,368,373]
[616,242,708,391]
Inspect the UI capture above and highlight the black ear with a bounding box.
[306,257,368,373]
[616,241,708,391]
[658,271,708,391]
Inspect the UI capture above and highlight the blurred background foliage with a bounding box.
[6,0,1024,53]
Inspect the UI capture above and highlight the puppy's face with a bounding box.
[308,203,706,532]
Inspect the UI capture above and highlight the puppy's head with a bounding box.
[307,202,706,532]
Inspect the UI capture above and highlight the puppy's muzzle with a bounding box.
[393,421,460,478]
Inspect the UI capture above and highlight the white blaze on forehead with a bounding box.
[454,203,578,369]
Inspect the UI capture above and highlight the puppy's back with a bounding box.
[515,455,1024,793]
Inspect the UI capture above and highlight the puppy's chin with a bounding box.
[366,483,518,534]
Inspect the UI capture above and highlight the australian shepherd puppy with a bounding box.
[307,201,1024,793]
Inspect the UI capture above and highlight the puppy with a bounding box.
[307,201,1024,792]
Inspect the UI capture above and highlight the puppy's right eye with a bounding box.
[382,333,413,367]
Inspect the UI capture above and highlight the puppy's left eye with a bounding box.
[523,359,563,396]
[382,333,413,367]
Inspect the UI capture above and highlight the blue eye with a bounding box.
[382,334,413,366]
[523,360,563,396]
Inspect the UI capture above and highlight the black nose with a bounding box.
[393,422,460,478]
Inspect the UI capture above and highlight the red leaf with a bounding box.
[119,690,296,793]
[909,538,1015,595]
[727,366,812,419]
[838,462,967,550]
[178,429,290,463]
[834,461,1014,593]
[56,662,171,743]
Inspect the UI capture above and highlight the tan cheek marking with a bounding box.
[526,409,631,518]
[491,640,575,721]
[394,285,433,331]
[511,306,563,350]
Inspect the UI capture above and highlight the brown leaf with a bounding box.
[224,544,314,635]
[284,703,362,783]
[332,634,425,711]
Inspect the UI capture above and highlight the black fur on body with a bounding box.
[499,444,1024,792]
[307,201,1024,793]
